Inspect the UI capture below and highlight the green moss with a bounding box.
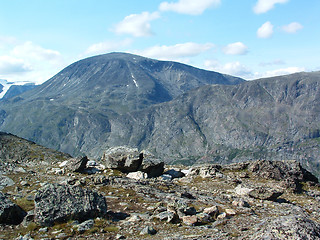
[15,197,34,211]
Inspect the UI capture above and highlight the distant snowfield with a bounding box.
[0,79,35,99]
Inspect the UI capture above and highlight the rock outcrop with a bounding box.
[34,183,107,226]
[0,192,26,225]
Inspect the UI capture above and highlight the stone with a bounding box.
[248,160,318,183]
[182,215,198,226]
[234,185,254,196]
[159,174,173,181]
[0,191,26,225]
[154,211,179,223]
[164,169,185,179]
[101,146,143,173]
[127,171,148,180]
[76,219,94,233]
[196,213,212,224]
[0,175,14,190]
[139,158,164,178]
[203,206,219,218]
[189,164,222,178]
[34,183,107,226]
[225,208,236,216]
[65,156,88,172]
[248,187,283,201]
[232,199,250,208]
[248,215,320,240]
[140,226,157,235]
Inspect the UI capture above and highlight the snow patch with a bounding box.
[131,73,139,87]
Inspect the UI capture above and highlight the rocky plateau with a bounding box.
[1,133,320,239]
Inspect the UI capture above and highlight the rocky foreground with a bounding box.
[1,138,320,239]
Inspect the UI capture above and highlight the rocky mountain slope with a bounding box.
[0,53,319,177]
[1,133,320,239]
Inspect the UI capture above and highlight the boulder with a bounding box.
[127,171,148,180]
[189,164,222,178]
[0,192,26,225]
[34,183,107,226]
[65,156,88,172]
[164,169,185,179]
[248,215,320,240]
[248,187,283,201]
[101,146,143,173]
[248,160,318,183]
[0,175,14,190]
[138,158,164,178]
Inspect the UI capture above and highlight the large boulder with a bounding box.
[139,158,164,178]
[34,183,107,226]
[248,160,318,183]
[65,156,89,172]
[0,192,26,225]
[101,146,143,173]
[249,215,320,240]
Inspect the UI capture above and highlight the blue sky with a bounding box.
[0,0,319,84]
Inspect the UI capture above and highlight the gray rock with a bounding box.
[127,171,148,180]
[34,183,107,226]
[76,219,94,233]
[139,158,164,178]
[140,226,157,235]
[164,169,185,179]
[248,160,318,183]
[66,156,88,172]
[101,146,143,173]
[154,211,179,223]
[249,215,320,240]
[0,191,26,225]
[159,174,173,181]
[0,175,14,190]
[248,187,283,201]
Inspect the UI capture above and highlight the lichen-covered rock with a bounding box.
[248,186,283,201]
[65,156,88,172]
[248,160,318,183]
[0,175,14,190]
[101,146,143,173]
[248,215,320,240]
[0,192,26,225]
[34,183,107,226]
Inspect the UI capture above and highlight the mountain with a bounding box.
[0,79,37,99]
[2,83,37,100]
[0,52,244,155]
[104,71,320,175]
[0,52,319,176]
[11,52,243,115]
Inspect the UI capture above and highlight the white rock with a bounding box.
[58,161,69,167]
[127,171,148,180]
[234,185,253,196]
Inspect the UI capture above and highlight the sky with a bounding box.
[0,0,320,84]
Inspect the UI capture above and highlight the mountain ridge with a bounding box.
[0,53,319,176]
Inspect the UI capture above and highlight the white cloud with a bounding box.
[204,60,251,78]
[262,66,305,78]
[257,21,274,38]
[253,0,289,14]
[223,42,248,55]
[0,41,65,84]
[12,41,61,62]
[159,0,221,15]
[85,39,133,55]
[113,12,160,37]
[282,22,303,33]
[135,42,214,60]
[0,55,31,74]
